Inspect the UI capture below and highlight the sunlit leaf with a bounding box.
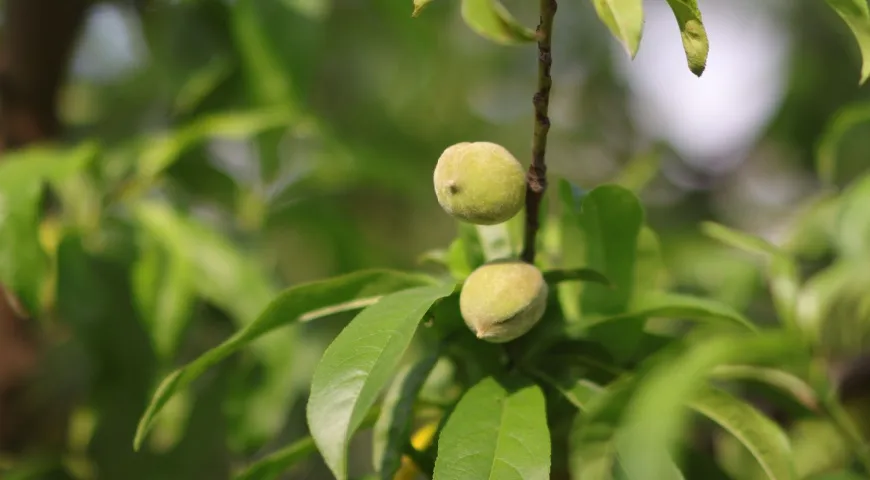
[591,0,644,58]
[824,0,870,85]
[0,141,98,314]
[235,437,316,480]
[616,332,802,480]
[701,222,780,258]
[131,240,197,362]
[688,387,795,480]
[232,0,299,108]
[135,201,277,323]
[173,57,235,116]
[307,284,455,480]
[433,375,551,480]
[664,0,709,76]
[573,291,758,335]
[460,0,538,45]
[138,109,294,178]
[134,270,437,451]
[709,365,819,412]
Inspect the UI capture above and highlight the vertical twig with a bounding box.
[521,0,557,264]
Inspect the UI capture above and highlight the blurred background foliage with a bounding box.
[3,0,870,478]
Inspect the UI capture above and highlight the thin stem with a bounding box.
[521,0,557,263]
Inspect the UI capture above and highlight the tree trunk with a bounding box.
[0,0,89,454]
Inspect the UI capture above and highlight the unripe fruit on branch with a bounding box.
[459,260,548,343]
[433,142,526,225]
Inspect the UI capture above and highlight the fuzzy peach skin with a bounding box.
[459,260,548,343]
[433,141,526,225]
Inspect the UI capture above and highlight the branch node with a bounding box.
[521,0,557,264]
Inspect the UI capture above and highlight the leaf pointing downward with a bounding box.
[591,0,644,58]
[825,0,870,84]
[307,283,455,480]
[433,376,551,480]
[133,270,436,451]
[665,0,709,76]
[461,0,538,45]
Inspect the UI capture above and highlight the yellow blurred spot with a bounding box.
[393,420,440,480]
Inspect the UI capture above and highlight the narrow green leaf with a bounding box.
[616,332,801,480]
[687,387,795,480]
[133,270,436,451]
[460,0,538,45]
[372,353,440,479]
[824,0,870,84]
[433,376,551,480]
[138,109,294,178]
[572,291,757,336]
[232,0,298,108]
[709,365,819,412]
[701,222,781,258]
[0,141,98,314]
[664,0,709,76]
[235,437,316,480]
[173,57,234,116]
[591,0,644,58]
[543,268,611,286]
[532,369,604,411]
[817,101,870,184]
[307,284,455,480]
[135,201,277,323]
[768,254,801,334]
[131,241,197,362]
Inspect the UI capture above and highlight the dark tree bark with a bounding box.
[0,0,90,454]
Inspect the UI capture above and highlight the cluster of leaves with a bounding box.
[124,156,870,479]
[415,0,870,83]
[3,0,870,479]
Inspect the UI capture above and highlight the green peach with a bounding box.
[433,141,526,225]
[459,260,548,343]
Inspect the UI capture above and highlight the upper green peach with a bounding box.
[459,260,548,343]
[433,142,526,225]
